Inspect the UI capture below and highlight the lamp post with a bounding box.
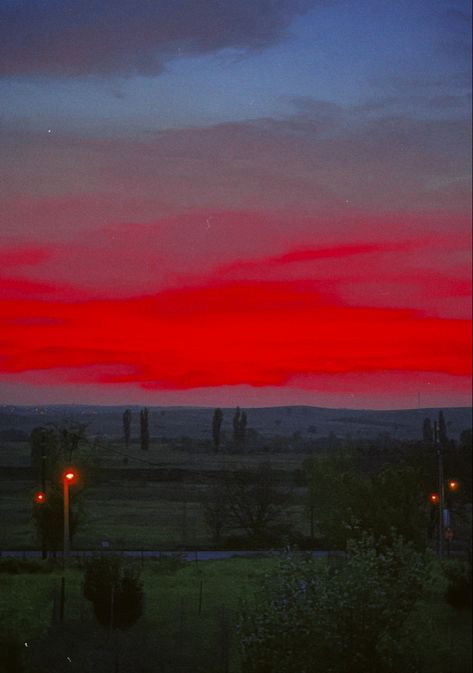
[63,468,77,560]
[429,478,459,556]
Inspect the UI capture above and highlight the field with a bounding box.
[0,439,310,550]
[0,556,471,673]
[1,415,471,672]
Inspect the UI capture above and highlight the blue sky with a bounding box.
[1,0,470,133]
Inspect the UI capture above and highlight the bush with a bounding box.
[83,556,144,630]
[0,558,53,574]
[0,628,25,673]
[444,558,472,610]
[238,533,427,673]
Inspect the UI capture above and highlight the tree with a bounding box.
[202,483,229,542]
[212,408,223,452]
[307,452,429,549]
[238,533,427,673]
[32,483,81,554]
[123,409,132,451]
[233,407,247,444]
[438,410,448,447]
[83,556,144,630]
[224,463,287,543]
[140,408,149,451]
[422,417,433,444]
[30,424,89,556]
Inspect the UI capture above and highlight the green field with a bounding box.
[0,556,471,673]
[0,439,310,550]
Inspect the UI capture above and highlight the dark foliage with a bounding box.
[32,483,81,553]
[422,417,433,444]
[211,408,223,452]
[223,462,288,543]
[444,558,472,610]
[232,406,247,443]
[0,628,25,673]
[122,409,132,450]
[83,556,144,630]
[0,558,54,574]
[140,408,149,451]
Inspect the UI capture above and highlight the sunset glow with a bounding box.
[0,0,471,408]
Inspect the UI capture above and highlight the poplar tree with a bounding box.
[123,409,132,450]
[233,407,247,444]
[140,408,149,451]
[212,408,223,452]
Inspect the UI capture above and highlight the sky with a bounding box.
[0,0,471,409]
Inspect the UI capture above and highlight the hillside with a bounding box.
[0,404,471,443]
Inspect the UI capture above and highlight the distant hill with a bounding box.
[0,404,471,443]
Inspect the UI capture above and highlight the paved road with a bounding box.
[0,549,342,561]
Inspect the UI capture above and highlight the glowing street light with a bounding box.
[63,468,78,560]
[447,480,459,492]
[34,491,46,504]
[429,493,440,504]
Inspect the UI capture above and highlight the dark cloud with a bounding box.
[0,0,316,77]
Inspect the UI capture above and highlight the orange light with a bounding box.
[35,491,46,504]
[448,480,459,491]
[64,470,77,482]
[429,493,439,504]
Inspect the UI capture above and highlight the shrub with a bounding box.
[0,628,25,673]
[444,558,472,610]
[0,558,53,574]
[83,556,144,630]
[238,533,427,673]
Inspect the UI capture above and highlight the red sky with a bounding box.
[0,1,471,408]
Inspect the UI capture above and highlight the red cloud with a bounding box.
[0,246,51,267]
[1,278,470,391]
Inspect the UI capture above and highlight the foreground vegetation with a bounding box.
[0,413,470,671]
[0,553,471,673]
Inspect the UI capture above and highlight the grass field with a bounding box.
[0,439,312,550]
[0,556,471,673]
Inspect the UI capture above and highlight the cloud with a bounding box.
[0,276,470,392]
[0,0,316,77]
[0,223,471,394]
[2,100,470,223]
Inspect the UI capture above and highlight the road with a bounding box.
[0,549,342,561]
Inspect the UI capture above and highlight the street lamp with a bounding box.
[34,491,46,504]
[63,468,78,560]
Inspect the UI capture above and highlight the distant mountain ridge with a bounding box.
[0,404,471,442]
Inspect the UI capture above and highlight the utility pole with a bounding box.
[434,421,445,556]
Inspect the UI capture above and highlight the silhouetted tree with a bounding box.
[203,483,229,541]
[306,453,429,549]
[83,556,144,630]
[122,409,132,450]
[140,408,149,451]
[438,410,448,447]
[30,423,92,556]
[30,427,59,487]
[32,483,81,554]
[212,408,223,452]
[224,463,287,542]
[422,417,433,444]
[233,407,247,444]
